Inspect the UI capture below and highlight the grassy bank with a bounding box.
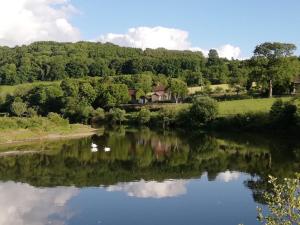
[0,115,96,144]
[218,97,294,116]
[123,97,300,133]
[136,97,294,116]
[0,81,61,98]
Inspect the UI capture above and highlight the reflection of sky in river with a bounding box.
[105,171,242,199]
[0,182,78,225]
[0,171,260,225]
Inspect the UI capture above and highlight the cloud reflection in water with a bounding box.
[0,182,78,225]
[106,179,188,199]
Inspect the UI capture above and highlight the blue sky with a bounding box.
[70,0,300,58]
[0,0,299,58]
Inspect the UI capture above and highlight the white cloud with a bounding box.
[106,179,188,199]
[216,44,241,59]
[0,3,241,59]
[98,26,191,51]
[216,171,241,183]
[0,182,78,225]
[0,0,80,47]
[98,26,242,59]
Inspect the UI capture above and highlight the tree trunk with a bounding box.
[269,79,273,98]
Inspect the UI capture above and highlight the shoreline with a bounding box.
[0,129,99,146]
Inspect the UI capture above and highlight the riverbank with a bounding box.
[0,115,97,145]
[121,97,300,134]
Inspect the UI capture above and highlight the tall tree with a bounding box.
[168,78,188,103]
[253,42,297,97]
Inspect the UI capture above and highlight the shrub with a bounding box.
[10,100,27,117]
[47,112,69,127]
[156,107,180,128]
[270,99,298,127]
[62,99,94,124]
[214,86,224,94]
[212,112,269,131]
[189,96,218,127]
[202,85,212,95]
[107,108,126,125]
[27,107,38,117]
[257,174,300,225]
[91,107,105,123]
[137,107,151,124]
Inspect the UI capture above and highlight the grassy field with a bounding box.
[0,116,95,144]
[0,81,61,98]
[218,97,295,116]
[143,97,297,116]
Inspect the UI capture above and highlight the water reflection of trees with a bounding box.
[0,128,298,196]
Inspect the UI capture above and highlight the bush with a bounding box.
[47,112,69,127]
[257,174,300,225]
[27,107,38,117]
[156,108,180,128]
[212,112,269,131]
[107,108,126,125]
[91,107,105,123]
[10,100,27,117]
[62,99,94,124]
[270,99,298,127]
[214,86,224,94]
[137,107,151,124]
[189,96,218,127]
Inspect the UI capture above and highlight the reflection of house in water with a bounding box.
[151,139,171,158]
[136,136,171,157]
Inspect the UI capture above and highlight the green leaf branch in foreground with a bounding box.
[257,174,300,225]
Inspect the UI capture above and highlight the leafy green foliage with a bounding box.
[137,107,151,124]
[10,100,27,117]
[107,108,126,124]
[91,107,105,123]
[47,112,69,126]
[189,96,218,126]
[251,42,299,97]
[168,78,188,103]
[270,99,298,127]
[257,174,300,225]
[0,41,206,85]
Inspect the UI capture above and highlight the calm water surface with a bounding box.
[0,127,299,225]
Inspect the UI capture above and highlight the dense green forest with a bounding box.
[0,41,299,126]
[0,41,207,84]
[0,41,299,93]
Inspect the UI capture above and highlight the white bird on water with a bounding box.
[104,147,111,152]
[91,143,98,148]
[91,143,98,152]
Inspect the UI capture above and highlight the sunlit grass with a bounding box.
[145,97,296,117]
[218,97,293,116]
[0,81,61,98]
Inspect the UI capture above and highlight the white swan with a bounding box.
[91,143,98,148]
[104,147,111,152]
[91,147,98,152]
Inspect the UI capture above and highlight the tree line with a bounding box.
[1,75,188,123]
[0,41,299,97]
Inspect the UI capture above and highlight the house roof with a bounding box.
[153,85,166,92]
[152,92,164,96]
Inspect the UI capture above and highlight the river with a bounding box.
[0,127,299,225]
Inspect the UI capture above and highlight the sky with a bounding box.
[0,0,299,59]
